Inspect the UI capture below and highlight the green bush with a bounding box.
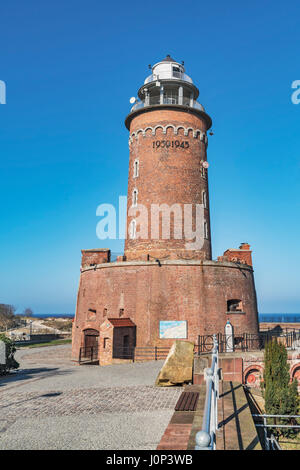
[262,338,299,437]
[0,334,19,375]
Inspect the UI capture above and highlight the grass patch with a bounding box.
[17,339,72,349]
[279,433,300,450]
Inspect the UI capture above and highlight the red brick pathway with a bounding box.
[157,385,205,450]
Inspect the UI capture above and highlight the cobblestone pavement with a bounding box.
[0,345,182,450]
[0,386,181,419]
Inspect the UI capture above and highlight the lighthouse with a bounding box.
[72,56,259,366]
[125,55,212,261]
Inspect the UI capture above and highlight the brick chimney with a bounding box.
[219,243,253,267]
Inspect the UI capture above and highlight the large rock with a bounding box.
[155,340,194,386]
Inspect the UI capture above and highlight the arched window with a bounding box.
[203,191,207,209]
[132,188,138,207]
[133,159,139,178]
[204,221,208,239]
[129,219,136,239]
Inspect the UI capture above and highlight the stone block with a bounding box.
[155,340,194,386]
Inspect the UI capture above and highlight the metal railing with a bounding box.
[130,98,204,113]
[195,330,300,355]
[144,72,193,85]
[195,334,220,450]
[113,346,135,360]
[253,414,300,450]
[79,346,99,363]
[77,345,170,364]
[134,346,170,361]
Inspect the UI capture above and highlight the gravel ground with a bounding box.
[0,345,181,450]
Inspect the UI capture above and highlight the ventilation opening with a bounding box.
[227,299,243,312]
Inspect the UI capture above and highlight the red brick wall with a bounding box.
[222,243,252,267]
[125,109,211,261]
[81,249,110,268]
[72,260,259,360]
[99,320,113,366]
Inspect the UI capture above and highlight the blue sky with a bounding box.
[0,0,299,314]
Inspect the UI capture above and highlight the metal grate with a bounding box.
[175,392,199,412]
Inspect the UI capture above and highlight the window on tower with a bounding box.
[203,191,208,209]
[172,66,181,79]
[129,219,137,239]
[132,188,138,207]
[227,299,243,313]
[133,160,139,178]
[204,221,208,239]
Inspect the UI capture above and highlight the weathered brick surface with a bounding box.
[125,109,211,261]
[81,249,110,268]
[222,244,253,267]
[72,261,259,361]
[72,102,260,363]
[156,423,193,450]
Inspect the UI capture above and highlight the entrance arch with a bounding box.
[290,364,300,389]
[83,328,99,350]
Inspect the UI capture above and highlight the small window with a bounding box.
[103,337,109,349]
[227,299,243,312]
[119,308,124,317]
[132,188,138,207]
[103,308,107,317]
[204,221,208,239]
[129,219,136,239]
[133,160,139,178]
[201,166,207,179]
[203,191,207,209]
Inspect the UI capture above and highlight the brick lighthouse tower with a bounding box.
[72,56,259,365]
[125,55,212,261]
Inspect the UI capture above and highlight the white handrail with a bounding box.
[195,334,220,450]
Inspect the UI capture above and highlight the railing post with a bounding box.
[264,417,269,450]
[195,333,219,450]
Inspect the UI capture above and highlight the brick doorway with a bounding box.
[99,318,136,365]
[84,328,99,349]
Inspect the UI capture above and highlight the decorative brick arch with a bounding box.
[244,364,263,388]
[129,125,207,144]
[290,363,300,383]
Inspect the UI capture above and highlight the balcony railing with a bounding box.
[130,98,204,113]
[144,72,193,84]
